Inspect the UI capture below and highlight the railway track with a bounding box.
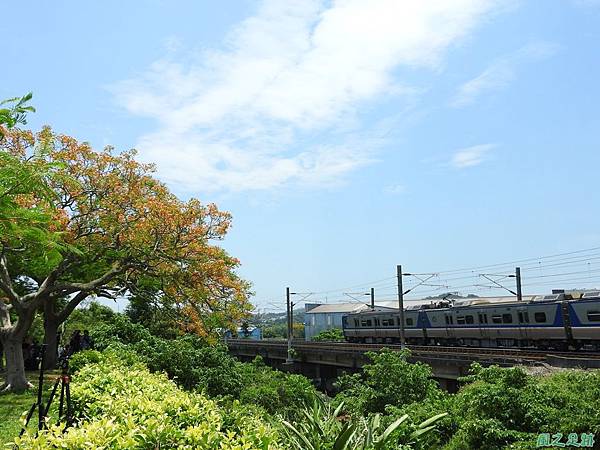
[226,339,600,362]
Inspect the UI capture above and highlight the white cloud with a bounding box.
[451,41,558,107]
[384,184,406,195]
[450,144,495,169]
[113,0,503,193]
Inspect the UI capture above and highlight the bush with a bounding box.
[68,350,103,374]
[91,317,320,418]
[238,357,319,420]
[14,359,281,449]
[311,328,345,342]
[334,349,441,416]
[446,364,600,449]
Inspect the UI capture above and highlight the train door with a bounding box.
[517,307,529,345]
[444,311,455,342]
[477,309,487,342]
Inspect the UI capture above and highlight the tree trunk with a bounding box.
[43,298,61,370]
[1,334,32,392]
[43,315,60,370]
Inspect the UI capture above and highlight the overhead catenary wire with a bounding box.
[255,246,600,309]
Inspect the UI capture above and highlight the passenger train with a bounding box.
[342,291,600,351]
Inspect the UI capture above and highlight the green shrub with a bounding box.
[446,364,600,449]
[14,359,281,449]
[312,328,345,342]
[281,396,448,450]
[91,317,319,418]
[334,349,441,416]
[68,350,103,374]
[238,357,319,420]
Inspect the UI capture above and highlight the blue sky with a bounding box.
[3,1,600,312]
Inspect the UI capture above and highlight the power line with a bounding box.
[433,246,600,276]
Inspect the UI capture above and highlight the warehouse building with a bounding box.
[304,302,395,341]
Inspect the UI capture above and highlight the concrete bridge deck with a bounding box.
[226,339,600,391]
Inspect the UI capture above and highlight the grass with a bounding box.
[0,371,60,447]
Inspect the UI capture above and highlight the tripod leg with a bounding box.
[57,379,65,426]
[18,402,37,437]
[65,381,72,428]
[44,377,61,418]
[35,345,47,434]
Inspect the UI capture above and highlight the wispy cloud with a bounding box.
[450,144,495,169]
[451,41,558,107]
[112,0,503,193]
[384,184,406,195]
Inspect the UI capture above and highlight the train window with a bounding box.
[478,313,488,324]
[465,315,474,324]
[354,319,359,327]
[587,311,600,322]
[492,315,502,324]
[502,314,513,324]
[375,318,380,327]
[534,312,546,323]
[406,317,414,326]
[456,316,465,325]
[361,319,372,327]
[445,316,449,325]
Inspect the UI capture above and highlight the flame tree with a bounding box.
[0,125,251,391]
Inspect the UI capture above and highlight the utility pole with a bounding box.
[370,287,375,309]
[515,267,523,302]
[290,301,295,339]
[286,287,292,363]
[397,265,406,348]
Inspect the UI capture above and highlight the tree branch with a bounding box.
[25,255,77,301]
[0,253,20,307]
[46,261,125,297]
[57,291,89,323]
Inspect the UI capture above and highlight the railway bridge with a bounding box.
[226,339,600,392]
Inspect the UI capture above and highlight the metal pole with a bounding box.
[290,302,294,339]
[286,287,292,362]
[370,287,375,309]
[516,267,523,302]
[397,265,406,348]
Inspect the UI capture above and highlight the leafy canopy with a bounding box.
[1,126,252,337]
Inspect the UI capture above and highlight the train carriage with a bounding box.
[341,292,600,351]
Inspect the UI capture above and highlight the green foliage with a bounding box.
[281,396,448,450]
[445,364,600,449]
[91,313,156,351]
[238,357,318,420]
[262,322,305,339]
[334,349,440,416]
[68,349,103,374]
[312,328,345,342]
[64,301,116,335]
[89,317,318,418]
[125,278,181,339]
[13,359,281,449]
[0,93,35,138]
[384,389,455,449]
[263,323,288,339]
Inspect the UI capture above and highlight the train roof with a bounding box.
[343,292,600,316]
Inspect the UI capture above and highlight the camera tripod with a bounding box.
[19,345,73,438]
